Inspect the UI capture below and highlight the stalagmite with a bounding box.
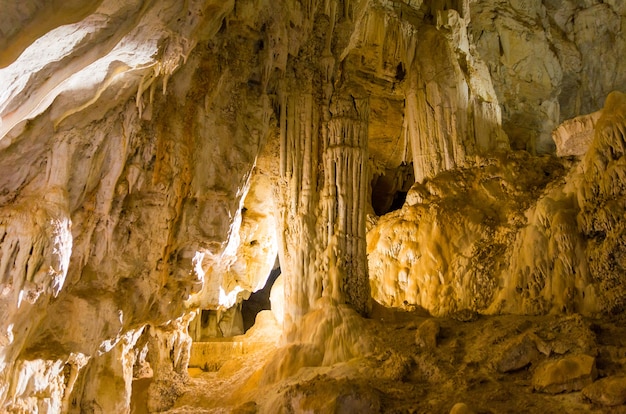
[144,317,192,412]
[71,329,142,413]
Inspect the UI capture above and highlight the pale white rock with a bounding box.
[471,0,626,153]
[186,168,279,313]
[2,359,66,414]
[0,0,251,409]
[144,315,193,413]
[470,0,562,153]
[72,329,143,414]
[552,111,602,157]
[270,274,285,327]
[406,8,509,182]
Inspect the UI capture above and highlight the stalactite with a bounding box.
[275,3,375,336]
[404,10,508,183]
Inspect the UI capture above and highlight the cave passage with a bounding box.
[242,265,281,332]
[371,162,415,215]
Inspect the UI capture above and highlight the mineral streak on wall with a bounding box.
[400,4,510,183]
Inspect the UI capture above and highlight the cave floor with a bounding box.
[151,306,626,414]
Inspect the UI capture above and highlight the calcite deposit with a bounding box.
[1,0,626,413]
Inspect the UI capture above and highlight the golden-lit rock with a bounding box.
[275,376,381,414]
[1,0,626,411]
[532,354,597,394]
[415,319,440,350]
[582,376,626,406]
[552,111,602,157]
[450,402,475,414]
[495,334,540,373]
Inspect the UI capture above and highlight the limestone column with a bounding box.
[276,87,323,332]
[322,92,371,315]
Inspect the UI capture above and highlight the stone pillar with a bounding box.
[322,92,371,315]
[276,89,323,333]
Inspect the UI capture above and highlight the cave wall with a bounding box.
[0,0,625,411]
[471,0,626,153]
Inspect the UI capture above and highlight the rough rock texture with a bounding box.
[532,354,597,394]
[415,318,440,350]
[165,311,621,413]
[471,0,626,153]
[578,91,626,316]
[0,1,260,409]
[552,111,601,157]
[369,92,626,317]
[582,376,626,406]
[1,0,626,412]
[276,376,381,414]
[495,333,540,373]
[449,402,475,414]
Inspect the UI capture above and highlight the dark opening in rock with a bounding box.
[241,265,282,332]
[371,163,415,215]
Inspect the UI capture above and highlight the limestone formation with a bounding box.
[368,91,626,318]
[532,354,597,394]
[1,0,626,412]
[471,0,626,153]
[495,334,539,373]
[582,376,626,407]
[552,111,601,157]
[449,402,475,414]
[415,318,440,350]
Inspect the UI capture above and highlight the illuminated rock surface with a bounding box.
[1,0,626,413]
[532,354,597,394]
[582,376,626,407]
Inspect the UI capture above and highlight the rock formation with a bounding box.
[0,0,626,412]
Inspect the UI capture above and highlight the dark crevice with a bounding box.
[241,265,281,332]
[371,163,415,215]
[389,191,408,212]
[395,62,406,82]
